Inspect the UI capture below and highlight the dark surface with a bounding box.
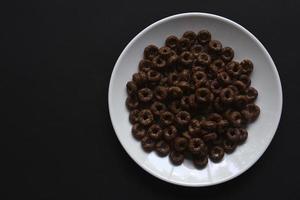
[1,0,300,199]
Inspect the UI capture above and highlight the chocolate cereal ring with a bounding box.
[160,111,174,126]
[150,101,166,116]
[176,111,191,126]
[169,151,184,165]
[144,45,158,60]
[209,146,224,162]
[174,137,188,152]
[139,109,153,126]
[138,88,153,103]
[197,30,211,44]
[221,47,234,62]
[141,136,156,152]
[132,123,146,140]
[155,140,170,157]
[163,125,177,141]
[148,124,163,140]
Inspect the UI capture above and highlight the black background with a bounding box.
[2,0,300,199]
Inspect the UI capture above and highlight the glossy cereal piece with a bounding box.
[228,111,243,127]
[195,88,214,104]
[169,151,184,165]
[208,40,222,54]
[163,125,177,141]
[159,46,172,59]
[188,94,198,109]
[239,74,251,88]
[226,128,240,142]
[141,136,156,152]
[207,113,223,123]
[214,97,225,113]
[144,44,158,60]
[188,119,201,136]
[165,35,179,50]
[138,88,153,103]
[220,87,235,104]
[168,86,183,99]
[226,61,242,78]
[180,51,194,66]
[155,140,170,157]
[246,87,258,102]
[234,95,249,109]
[138,59,154,73]
[126,81,138,96]
[221,47,234,62]
[174,137,188,152]
[217,71,231,85]
[178,37,191,52]
[148,124,163,140]
[132,123,146,140]
[147,70,161,82]
[168,72,180,85]
[150,101,166,116]
[183,31,197,45]
[126,96,139,110]
[153,55,167,70]
[169,100,181,114]
[209,80,222,95]
[209,59,225,74]
[228,85,239,95]
[241,104,260,122]
[139,109,153,126]
[193,154,208,168]
[180,96,191,110]
[197,52,212,66]
[193,71,207,85]
[176,81,190,92]
[191,44,204,57]
[176,111,191,126]
[129,109,140,124]
[132,71,147,86]
[240,59,253,75]
[202,132,218,142]
[180,69,191,81]
[160,111,174,126]
[167,53,179,66]
[233,80,247,92]
[217,119,229,134]
[238,128,248,144]
[223,139,237,154]
[209,146,225,162]
[154,86,168,101]
[197,30,211,44]
[188,138,206,154]
[201,120,217,132]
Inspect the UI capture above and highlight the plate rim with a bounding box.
[108,12,283,187]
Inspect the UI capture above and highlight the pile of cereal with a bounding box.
[126,30,260,168]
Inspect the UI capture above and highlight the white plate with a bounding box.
[108,13,282,186]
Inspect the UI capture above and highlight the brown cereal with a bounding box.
[155,140,170,157]
[165,35,179,50]
[129,109,140,124]
[163,125,177,141]
[139,109,153,126]
[138,88,153,103]
[176,111,191,126]
[144,45,158,60]
[174,137,188,152]
[126,29,260,169]
[150,101,166,116]
[209,146,225,162]
[141,136,156,152]
[139,59,154,72]
[221,47,234,62]
[197,30,211,44]
[169,151,184,165]
[160,111,174,126]
[148,124,163,140]
[132,123,146,140]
